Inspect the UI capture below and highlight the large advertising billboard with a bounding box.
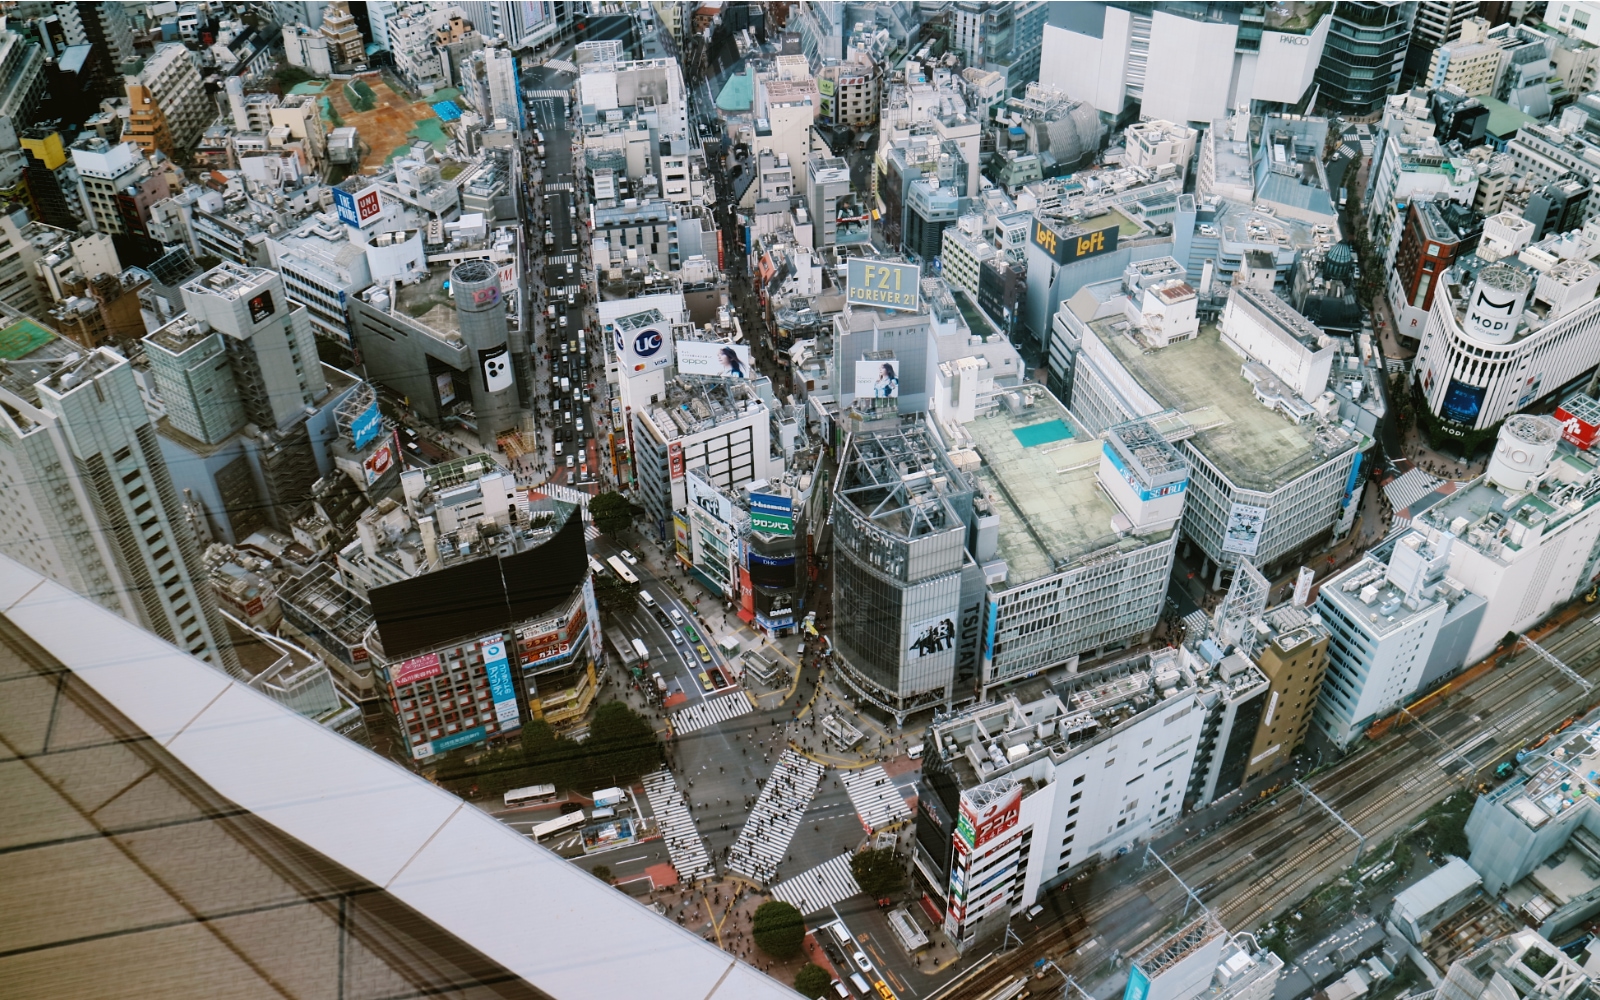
[1102,442,1188,501]
[1221,502,1267,557]
[363,433,398,486]
[846,259,920,311]
[333,185,384,229]
[616,322,675,377]
[909,615,956,660]
[955,781,1022,851]
[1556,400,1600,450]
[481,634,521,730]
[393,651,442,687]
[748,492,793,536]
[1030,219,1119,266]
[480,345,514,393]
[855,359,900,399]
[1441,379,1488,425]
[677,341,753,378]
[350,401,382,450]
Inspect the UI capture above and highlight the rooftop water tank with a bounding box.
[1487,414,1561,492]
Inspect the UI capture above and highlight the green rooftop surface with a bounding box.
[0,319,55,359]
[1478,96,1538,139]
[426,87,461,103]
[966,388,1159,585]
[717,67,754,112]
[289,80,328,95]
[1090,319,1353,491]
[344,79,378,112]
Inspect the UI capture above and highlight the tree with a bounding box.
[850,848,907,899]
[589,491,634,537]
[592,865,613,882]
[593,572,640,619]
[752,900,806,960]
[273,65,313,91]
[518,702,662,791]
[794,964,832,999]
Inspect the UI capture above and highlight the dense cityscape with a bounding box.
[15,2,1600,999]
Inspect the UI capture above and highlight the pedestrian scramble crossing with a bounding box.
[769,853,863,915]
[672,691,752,734]
[727,749,825,883]
[840,765,913,831]
[641,769,713,881]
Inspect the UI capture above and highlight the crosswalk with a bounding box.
[840,765,913,831]
[769,853,864,915]
[585,523,600,542]
[727,749,825,884]
[641,769,714,881]
[672,691,752,734]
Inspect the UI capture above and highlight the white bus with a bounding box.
[504,784,558,808]
[530,810,586,840]
[606,555,639,585]
[630,637,650,665]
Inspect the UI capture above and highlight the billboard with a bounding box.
[855,359,900,399]
[1293,566,1316,607]
[1124,967,1151,1000]
[689,472,735,523]
[749,492,793,536]
[955,782,1022,851]
[393,651,442,687]
[1030,219,1119,266]
[363,434,397,485]
[617,323,674,376]
[1222,502,1267,556]
[677,341,753,379]
[480,345,514,393]
[1441,379,1487,425]
[846,259,920,311]
[747,550,795,588]
[333,185,385,228]
[350,401,382,450]
[436,372,456,406]
[909,615,956,659]
[248,290,275,324]
[481,634,521,730]
[668,441,685,480]
[1556,400,1600,450]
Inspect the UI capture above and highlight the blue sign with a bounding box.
[482,636,520,731]
[633,329,664,357]
[1124,967,1151,1000]
[1441,379,1487,425]
[432,725,487,754]
[350,402,382,450]
[332,187,359,227]
[749,492,792,517]
[1342,450,1364,507]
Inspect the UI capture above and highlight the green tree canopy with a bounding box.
[794,963,832,998]
[752,900,806,960]
[850,848,906,899]
[589,491,634,537]
[518,702,662,791]
[592,572,640,619]
[592,865,613,882]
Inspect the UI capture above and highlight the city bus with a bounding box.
[530,810,586,841]
[606,555,639,584]
[503,784,558,808]
[630,637,650,668]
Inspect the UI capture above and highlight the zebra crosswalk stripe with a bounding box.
[769,853,863,915]
[672,692,753,734]
[727,749,825,883]
[641,769,713,881]
[840,765,913,831]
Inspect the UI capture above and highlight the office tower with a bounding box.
[0,324,241,677]
[130,43,211,152]
[69,135,167,237]
[1315,2,1415,115]
[1406,0,1486,84]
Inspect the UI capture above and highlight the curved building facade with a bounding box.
[1415,260,1600,435]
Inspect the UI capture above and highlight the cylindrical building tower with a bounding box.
[452,259,520,447]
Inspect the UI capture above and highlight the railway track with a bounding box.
[933,613,1600,1000]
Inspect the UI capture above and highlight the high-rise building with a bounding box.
[68,135,167,237]
[130,43,212,152]
[0,27,46,125]
[1407,0,1489,84]
[1523,175,1591,239]
[951,0,1047,96]
[0,323,241,677]
[1314,2,1415,115]
[52,1,135,93]
[123,81,174,158]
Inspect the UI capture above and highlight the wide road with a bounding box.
[933,606,1600,1000]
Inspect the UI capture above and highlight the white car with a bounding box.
[620,550,639,566]
[853,952,872,973]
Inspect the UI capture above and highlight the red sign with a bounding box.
[958,784,1023,851]
[363,437,396,485]
[1556,404,1599,450]
[393,652,441,686]
[357,189,381,222]
[668,441,685,480]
